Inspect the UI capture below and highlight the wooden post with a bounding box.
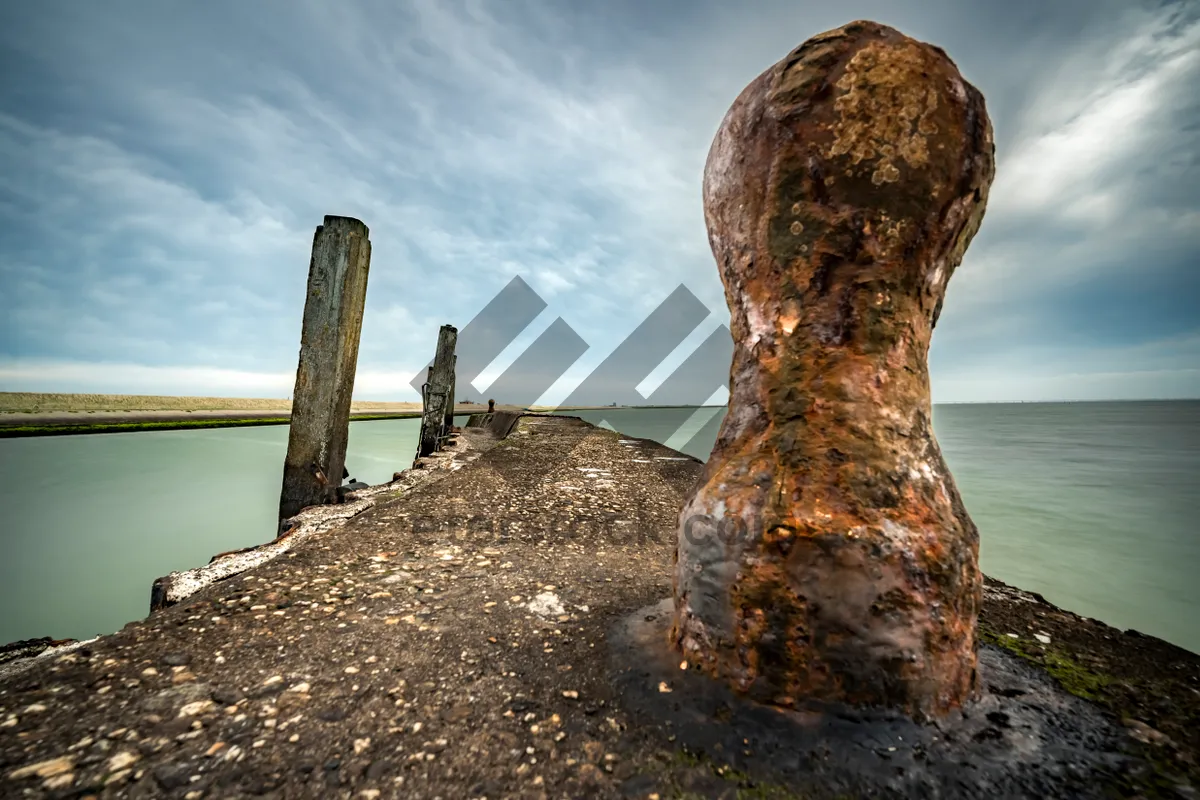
[278,216,371,524]
[417,325,457,458]
[444,355,457,434]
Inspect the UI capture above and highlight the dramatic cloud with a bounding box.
[0,0,1195,403]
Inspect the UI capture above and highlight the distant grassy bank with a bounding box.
[0,392,651,438]
[0,413,425,438]
[0,392,421,414]
[0,393,479,438]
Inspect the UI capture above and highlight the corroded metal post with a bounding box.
[672,21,995,719]
[417,325,457,458]
[278,216,371,523]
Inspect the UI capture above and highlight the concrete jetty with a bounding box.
[0,414,1196,798]
[0,23,1195,795]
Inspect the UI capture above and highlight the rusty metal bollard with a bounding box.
[672,20,995,719]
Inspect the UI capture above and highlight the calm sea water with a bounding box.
[565,401,1200,654]
[0,417,455,647]
[1,402,1196,655]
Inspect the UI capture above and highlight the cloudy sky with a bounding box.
[0,0,1196,405]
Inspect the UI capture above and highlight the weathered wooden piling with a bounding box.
[417,325,457,458]
[444,355,458,434]
[278,216,372,524]
[672,20,995,719]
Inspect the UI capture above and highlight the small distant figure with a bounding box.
[487,398,495,413]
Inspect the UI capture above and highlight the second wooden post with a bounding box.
[417,325,458,459]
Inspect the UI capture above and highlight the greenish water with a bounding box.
[564,401,1200,654]
[0,417,452,646]
[1,403,1196,656]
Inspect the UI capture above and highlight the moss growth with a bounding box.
[1108,749,1199,800]
[978,627,1111,701]
[659,748,811,799]
[1041,649,1112,702]
[980,626,1195,797]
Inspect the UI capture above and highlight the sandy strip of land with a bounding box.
[0,392,625,414]
[0,392,628,429]
[0,392,429,414]
[0,406,505,428]
[0,410,391,428]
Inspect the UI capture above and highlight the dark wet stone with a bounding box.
[143,683,212,715]
[614,601,1135,798]
[243,771,284,794]
[211,687,243,706]
[153,762,193,790]
[154,717,195,738]
[0,638,56,666]
[620,772,659,797]
[247,682,285,699]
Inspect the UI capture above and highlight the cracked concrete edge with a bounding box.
[0,431,496,681]
[149,431,491,611]
[981,576,1123,632]
[0,637,101,684]
[982,576,1054,607]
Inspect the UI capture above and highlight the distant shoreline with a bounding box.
[2,390,1194,439]
[0,392,427,415]
[0,412,427,438]
[0,393,653,437]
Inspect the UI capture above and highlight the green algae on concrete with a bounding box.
[655,749,810,799]
[978,627,1113,702]
[979,577,1200,794]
